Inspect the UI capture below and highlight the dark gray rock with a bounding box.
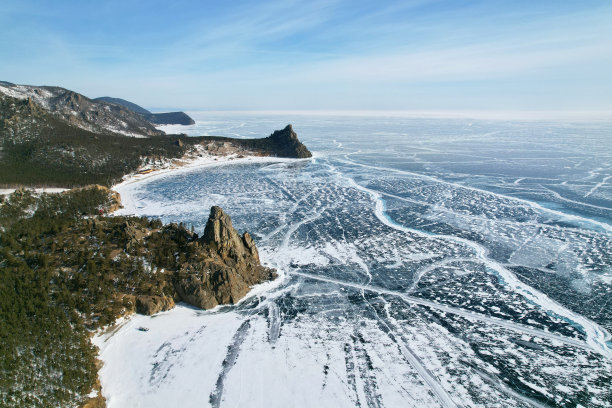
[267,124,312,158]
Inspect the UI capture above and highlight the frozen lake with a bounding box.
[98,113,612,407]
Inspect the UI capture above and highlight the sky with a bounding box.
[1,0,611,113]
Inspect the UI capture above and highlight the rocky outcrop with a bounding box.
[267,124,312,158]
[174,206,276,310]
[202,206,261,263]
[135,295,175,315]
[194,124,312,159]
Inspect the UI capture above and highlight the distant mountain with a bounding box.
[94,96,150,115]
[144,111,195,125]
[94,96,196,125]
[0,83,163,137]
[0,85,192,187]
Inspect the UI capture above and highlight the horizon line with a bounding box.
[157,109,612,122]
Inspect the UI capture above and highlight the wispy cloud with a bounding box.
[1,0,611,110]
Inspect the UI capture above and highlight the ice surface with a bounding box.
[97,114,612,407]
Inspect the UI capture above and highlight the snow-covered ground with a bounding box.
[0,187,68,196]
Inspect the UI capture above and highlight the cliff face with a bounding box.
[0,187,276,407]
[174,206,276,310]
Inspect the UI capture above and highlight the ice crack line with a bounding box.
[337,171,611,359]
[585,174,611,198]
[361,289,458,408]
[291,271,594,353]
[338,157,612,233]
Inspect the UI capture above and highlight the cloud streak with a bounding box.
[1,0,611,111]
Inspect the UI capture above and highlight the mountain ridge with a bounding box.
[0,83,163,137]
[94,96,196,125]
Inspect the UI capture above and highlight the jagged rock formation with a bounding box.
[174,206,276,309]
[94,96,195,125]
[0,83,163,137]
[267,124,312,158]
[0,180,276,408]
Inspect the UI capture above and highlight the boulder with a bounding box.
[135,295,175,315]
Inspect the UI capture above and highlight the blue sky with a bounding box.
[1,0,611,112]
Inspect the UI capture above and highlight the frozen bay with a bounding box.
[99,113,612,407]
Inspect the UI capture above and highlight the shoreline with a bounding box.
[95,150,299,406]
[111,151,303,216]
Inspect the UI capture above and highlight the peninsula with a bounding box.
[0,81,311,188]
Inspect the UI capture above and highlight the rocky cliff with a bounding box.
[0,187,276,407]
[120,206,276,315]
[173,206,276,310]
[267,124,312,158]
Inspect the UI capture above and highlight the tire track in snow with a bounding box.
[352,332,385,408]
[361,291,455,407]
[343,342,363,408]
[267,303,281,344]
[209,320,251,408]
